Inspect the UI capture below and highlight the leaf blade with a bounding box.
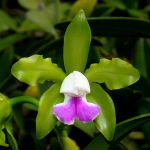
[85,114,150,150]
[5,114,18,150]
[0,9,17,31]
[0,34,26,52]
[55,17,150,38]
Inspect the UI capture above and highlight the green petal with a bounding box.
[11,55,66,86]
[63,9,91,74]
[85,58,140,90]
[36,83,63,139]
[87,83,116,141]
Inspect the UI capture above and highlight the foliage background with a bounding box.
[1,0,150,149]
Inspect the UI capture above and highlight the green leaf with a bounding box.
[0,74,14,93]
[25,119,46,150]
[46,0,60,25]
[11,55,66,86]
[26,0,59,35]
[137,98,150,146]
[103,0,137,10]
[64,9,91,74]
[22,35,53,56]
[133,38,150,78]
[69,0,97,18]
[85,114,150,150]
[0,94,12,147]
[50,137,62,150]
[103,0,126,10]
[19,19,42,32]
[0,34,26,52]
[0,9,17,31]
[122,0,138,9]
[74,120,94,137]
[33,37,64,55]
[126,9,144,18]
[55,17,150,38]
[5,114,18,150]
[18,0,38,9]
[91,4,115,17]
[114,143,129,150]
[0,24,9,32]
[87,83,115,140]
[84,58,140,90]
[60,2,71,20]
[18,0,59,12]
[143,5,150,12]
[38,81,53,98]
[36,83,63,139]
[0,47,14,82]
[12,105,24,130]
[130,75,150,97]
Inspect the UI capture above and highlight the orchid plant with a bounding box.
[0,9,140,149]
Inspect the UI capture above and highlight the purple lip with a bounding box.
[53,96,100,125]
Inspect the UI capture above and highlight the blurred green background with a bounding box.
[1,0,150,149]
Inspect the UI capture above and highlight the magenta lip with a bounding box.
[53,96,100,125]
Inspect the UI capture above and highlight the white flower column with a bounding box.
[53,71,100,125]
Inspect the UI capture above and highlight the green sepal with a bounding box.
[87,83,116,141]
[36,83,64,139]
[63,9,91,74]
[11,55,66,86]
[0,93,12,147]
[5,113,18,150]
[85,58,140,90]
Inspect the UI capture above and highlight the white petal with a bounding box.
[60,71,90,96]
[74,71,90,93]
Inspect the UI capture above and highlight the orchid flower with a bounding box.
[11,9,140,141]
[53,71,100,124]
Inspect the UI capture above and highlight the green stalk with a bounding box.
[55,122,68,137]
[8,96,39,108]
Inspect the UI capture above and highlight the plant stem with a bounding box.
[55,122,68,137]
[8,96,39,108]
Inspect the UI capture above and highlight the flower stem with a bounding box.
[55,122,68,137]
[8,96,39,108]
